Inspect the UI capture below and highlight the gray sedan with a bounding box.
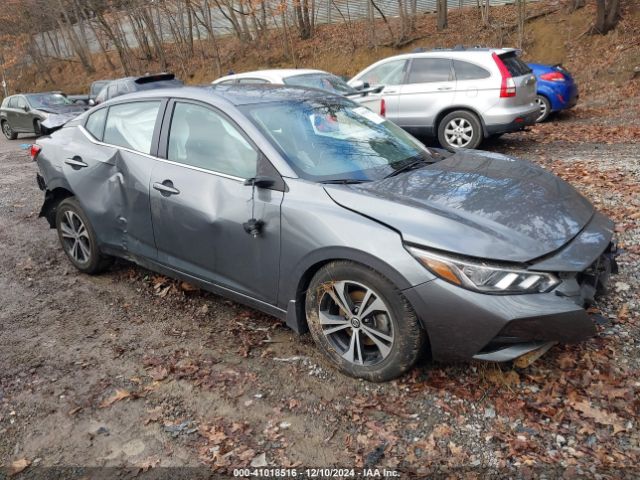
[32,85,617,381]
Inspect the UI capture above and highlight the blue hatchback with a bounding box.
[528,63,579,122]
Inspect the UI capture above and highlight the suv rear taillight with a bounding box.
[380,98,386,117]
[30,144,41,161]
[540,71,566,82]
[492,52,516,98]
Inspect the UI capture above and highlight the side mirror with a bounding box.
[244,176,276,189]
[351,80,366,91]
[88,99,96,106]
[23,105,30,112]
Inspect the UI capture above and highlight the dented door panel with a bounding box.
[62,129,157,260]
[149,162,282,303]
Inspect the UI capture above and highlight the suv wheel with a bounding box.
[535,95,551,122]
[305,261,425,382]
[438,110,482,150]
[2,120,17,140]
[55,197,112,274]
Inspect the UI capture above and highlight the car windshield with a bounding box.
[283,73,356,95]
[26,93,74,109]
[243,99,434,182]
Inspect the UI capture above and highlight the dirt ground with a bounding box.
[0,93,639,478]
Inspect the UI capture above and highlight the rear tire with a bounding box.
[437,110,483,151]
[55,197,112,274]
[2,120,17,140]
[305,261,426,382]
[535,95,551,123]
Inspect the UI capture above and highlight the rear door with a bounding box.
[397,57,455,132]
[150,99,283,303]
[62,100,163,260]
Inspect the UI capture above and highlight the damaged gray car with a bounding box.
[1,92,88,139]
[32,86,618,381]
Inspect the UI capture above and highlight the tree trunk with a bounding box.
[594,0,620,34]
[437,0,448,30]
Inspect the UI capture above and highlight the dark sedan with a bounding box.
[32,86,617,381]
[95,73,183,104]
[1,92,87,139]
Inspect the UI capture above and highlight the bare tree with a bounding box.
[593,0,620,34]
[437,0,448,30]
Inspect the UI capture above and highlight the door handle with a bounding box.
[437,86,453,91]
[153,180,180,196]
[64,157,88,168]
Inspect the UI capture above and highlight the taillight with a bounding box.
[492,52,516,98]
[540,71,565,82]
[30,144,42,161]
[380,98,386,117]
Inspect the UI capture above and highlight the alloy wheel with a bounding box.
[59,210,91,264]
[318,280,394,366]
[2,122,12,139]
[444,118,473,148]
[535,96,548,122]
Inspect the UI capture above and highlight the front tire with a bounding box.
[535,95,551,122]
[2,120,17,140]
[305,261,425,382]
[55,197,112,274]
[437,110,483,150]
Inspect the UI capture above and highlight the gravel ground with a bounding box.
[0,102,638,479]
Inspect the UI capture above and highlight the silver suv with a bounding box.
[348,47,538,150]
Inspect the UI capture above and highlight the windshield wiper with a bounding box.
[384,158,430,179]
[320,179,369,185]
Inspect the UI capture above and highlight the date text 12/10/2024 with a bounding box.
[233,468,401,477]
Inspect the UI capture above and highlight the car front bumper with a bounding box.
[403,243,617,363]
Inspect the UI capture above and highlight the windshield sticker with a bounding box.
[352,106,385,125]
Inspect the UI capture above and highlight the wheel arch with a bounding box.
[283,248,414,334]
[39,187,75,228]
[434,106,488,138]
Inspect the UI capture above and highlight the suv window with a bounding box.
[498,52,532,77]
[15,96,28,110]
[103,101,161,154]
[85,108,108,140]
[167,102,257,179]
[7,97,17,108]
[407,58,452,84]
[453,60,490,80]
[358,60,407,86]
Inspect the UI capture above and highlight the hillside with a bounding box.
[7,0,640,105]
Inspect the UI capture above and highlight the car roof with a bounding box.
[380,47,516,61]
[104,84,342,107]
[215,69,328,82]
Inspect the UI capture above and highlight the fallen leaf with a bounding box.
[250,452,268,468]
[10,458,30,476]
[148,366,168,381]
[571,400,626,433]
[99,389,130,408]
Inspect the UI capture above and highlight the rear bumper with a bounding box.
[484,106,538,136]
[403,240,617,363]
[539,81,579,111]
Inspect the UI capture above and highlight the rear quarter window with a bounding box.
[85,108,108,140]
[453,60,491,80]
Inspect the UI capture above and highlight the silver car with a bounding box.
[348,47,539,150]
[33,86,616,381]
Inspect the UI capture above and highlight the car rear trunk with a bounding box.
[498,51,537,106]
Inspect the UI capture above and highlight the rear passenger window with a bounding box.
[103,101,161,154]
[237,78,269,84]
[453,60,490,80]
[407,58,452,84]
[85,108,107,140]
[167,102,257,179]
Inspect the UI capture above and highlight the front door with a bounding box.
[14,96,31,132]
[397,58,456,134]
[150,100,283,304]
[355,59,408,124]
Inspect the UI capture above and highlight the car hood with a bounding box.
[324,150,595,263]
[37,105,87,115]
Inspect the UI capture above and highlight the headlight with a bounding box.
[406,246,560,294]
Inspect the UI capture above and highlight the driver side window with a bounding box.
[15,97,28,110]
[358,60,407,86]
[167,102,258,179]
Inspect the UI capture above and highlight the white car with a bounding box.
[212,69,383,114]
